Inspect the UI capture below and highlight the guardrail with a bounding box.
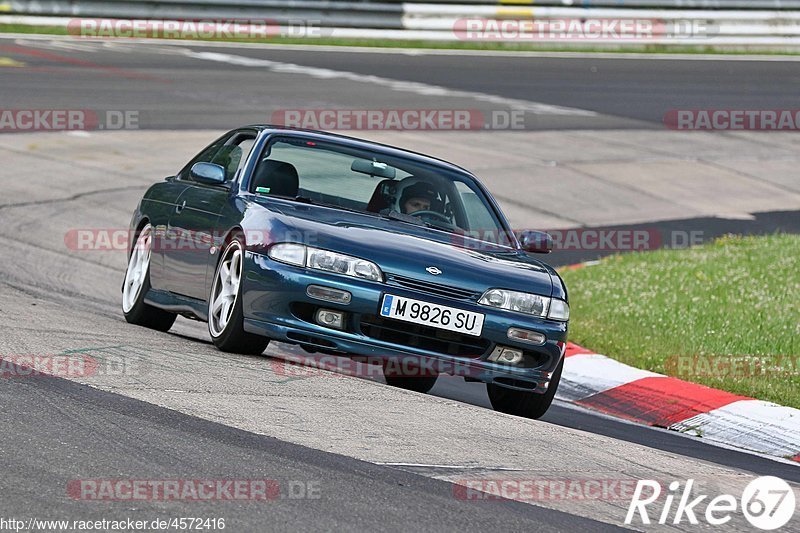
[4,1,800,48]
[2,1,406,29]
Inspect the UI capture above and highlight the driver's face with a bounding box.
[403,197,431,214]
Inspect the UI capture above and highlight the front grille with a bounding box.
[385,273,480,302]
[360,315,490,357]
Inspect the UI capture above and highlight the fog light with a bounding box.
[487,345,524,365]
[507,327,546,345]
[315,308,345,330]
[307,285,352,304]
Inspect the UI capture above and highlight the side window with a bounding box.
[212,134,256,182]
[177,134,231,181]
[177,131,257,182]
[455,180,497,232]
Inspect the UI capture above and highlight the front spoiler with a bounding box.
[244,317,559,394]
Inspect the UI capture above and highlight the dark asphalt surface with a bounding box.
[0,36,798,531]
[0,364,618,532]
[1,37,799,130]
[430,375,800,484]
[198,46,800,126]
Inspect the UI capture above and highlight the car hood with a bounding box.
[251,200,554,297]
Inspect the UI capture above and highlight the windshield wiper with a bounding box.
[263,196,451,232]
[381,210,458,234]
[290,195,383,217]
[383,210,426,227]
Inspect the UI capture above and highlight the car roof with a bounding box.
[243,125,478,179]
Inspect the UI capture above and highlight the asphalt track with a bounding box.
[1,36,800,130]
[0,366,613,532]
[0,37,798,531]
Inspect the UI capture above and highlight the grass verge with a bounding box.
[560,234,800,409]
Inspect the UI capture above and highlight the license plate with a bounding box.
[379,294,484,337]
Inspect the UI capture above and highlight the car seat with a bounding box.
[251,160,300,197]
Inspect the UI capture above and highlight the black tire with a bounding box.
[122,224,177,332]
[383,361,438,393]
[208,237,270,355]
[487,357,563,419]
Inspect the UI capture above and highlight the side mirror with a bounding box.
[190,162,226,185]
[517,230,553,254]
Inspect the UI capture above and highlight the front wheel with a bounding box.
[122,223,177,332]
[384,374,438,393]
[208,237,270,355]
[487,357,563,419]
[383,361,438,393]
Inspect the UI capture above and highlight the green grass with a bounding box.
[560,234,800,409]
[1,23,799,55]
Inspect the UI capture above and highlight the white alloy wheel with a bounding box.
[209,241,243,337]
[122,224,152,313]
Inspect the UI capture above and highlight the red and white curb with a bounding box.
[556,342,800,462]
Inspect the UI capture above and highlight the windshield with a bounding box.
[248,136,511,244]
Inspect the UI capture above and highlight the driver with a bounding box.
[400,182,437,215]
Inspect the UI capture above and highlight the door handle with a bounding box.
[175,200,186,214]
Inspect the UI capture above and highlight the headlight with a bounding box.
[268,243,306,266]
[548,298,570,321]
[479,289,569,321]
[307,248,383,281]
[479,288,549,317]
[268,243,383,282]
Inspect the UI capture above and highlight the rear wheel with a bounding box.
[208,237,270,355]
[122,223,177,332]
[487,357,563,419]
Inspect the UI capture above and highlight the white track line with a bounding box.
[180,49,597,117]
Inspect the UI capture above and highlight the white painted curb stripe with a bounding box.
[558,352,662,402]
[560,346,800,461]
[670,400,800,459]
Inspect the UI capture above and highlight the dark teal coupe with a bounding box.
[122,126,569,418]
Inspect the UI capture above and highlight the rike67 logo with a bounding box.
[626,476,796,530]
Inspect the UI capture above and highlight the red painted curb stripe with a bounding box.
[575,376,751,427]
[0,45,170,83]
[564,342,593,358]
[791,454,800,463]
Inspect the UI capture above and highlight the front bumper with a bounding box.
[242,252,567,393]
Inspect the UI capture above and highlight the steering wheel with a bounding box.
[408,210,452,225]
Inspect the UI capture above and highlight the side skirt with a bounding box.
[144,288,208,322]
